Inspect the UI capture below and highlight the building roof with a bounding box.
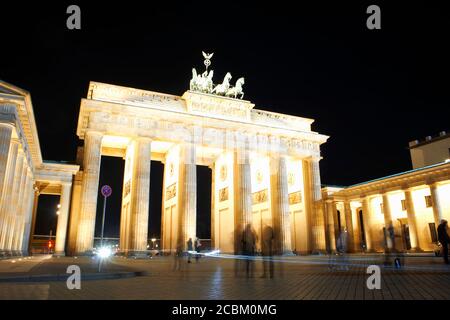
[408,131,450,149]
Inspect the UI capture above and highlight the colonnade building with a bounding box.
[0,80,329,256]
[1,78,449,257]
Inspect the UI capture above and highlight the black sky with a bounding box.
[2,1,449,238]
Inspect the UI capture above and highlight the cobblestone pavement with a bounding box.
[0,254,449,300]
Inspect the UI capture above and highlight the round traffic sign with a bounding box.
[101,185,112,197]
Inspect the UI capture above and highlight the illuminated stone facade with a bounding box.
[69,82,329,255]
[0,81,78,257]
[2,79,449,257]
[322,162,450,253]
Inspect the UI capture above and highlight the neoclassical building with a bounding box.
[322,161,450,253]
[0,81,78,257]
[0,79,329,256]
[1,76,449,257]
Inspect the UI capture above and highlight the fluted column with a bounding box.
[11,158,28,253]
[210,163,216,249]
[5,148,24,252]
[429,183,443,227]
[75,131,102,254]
[325,200,337,252]
[128,138,152,254]
[233,148,252,254]
[343,201,355,252]
[404,189,420,251]
[381,193,394,250]
[270,156,292,254]
[0,123,13,201]
[0,139,19,251]
[26,187,40,254]
[179,143,196,250]
[20,169,35,255]
[361,197,373,251]
[304,158,326,252]
[54,183,72,255]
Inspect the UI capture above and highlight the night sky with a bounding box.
[2,2,449,238]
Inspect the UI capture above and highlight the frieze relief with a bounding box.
[86,111,321,157]
[252,189,268,204]
[166,183,177,201]
[219,187,229,202]
[288,191,302,205]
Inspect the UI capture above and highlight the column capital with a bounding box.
[428,181,440,189]
[131,136,152,144]
[0,121,15,129]
[0,103,18,124]
[304,156,322,163]
[84,130,103,139]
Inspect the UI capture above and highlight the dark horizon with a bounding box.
[3,1,449,238]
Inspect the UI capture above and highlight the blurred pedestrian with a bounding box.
[173,242,183,271]
[195,238,201,262]
[242,224,257,278]
[187,238,193,263]
[336,228,349,271]
[438,219,450,264]
[261,225,274,278]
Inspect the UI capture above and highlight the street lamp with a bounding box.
[151,238,156,249]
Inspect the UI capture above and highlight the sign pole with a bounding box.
[100,195,107,248]
[98,185,112,273]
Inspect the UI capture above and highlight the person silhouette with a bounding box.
[261,225,274,278]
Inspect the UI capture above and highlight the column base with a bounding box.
[73,250,95,257]
[126,251,150,259]
[0,251,9,258]
[310,249,328,255]
[280,251,295,256]
[407,247,423,253]
[53,251,66,257]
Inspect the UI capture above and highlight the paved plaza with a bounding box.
[0,253,449,300]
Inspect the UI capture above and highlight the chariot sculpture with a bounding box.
[189,51,245,100]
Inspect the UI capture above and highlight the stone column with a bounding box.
[179,143,197,251]
[304,158,326,253]
[0,123,13,201]
[75,131,102,254]
[128,138,152,255]
[54,183,72,255]
[429,183,443,227]
[404,188,420,251]
[0,139,19,252]
[233,148,252,254]
[381,193,394,251]
[67,171,82,256]
[11,158,28,253]
[343,201,355,252]
[20,169,35,255]
[5,149,25,252]
[27,187,39,255]
[325,200,337,252]
[210,163,215,249]
[361,197,373,251]
[270,156,292,255]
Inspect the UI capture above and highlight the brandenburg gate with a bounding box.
[0,54,329,256]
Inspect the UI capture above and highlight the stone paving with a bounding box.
[0,254,449,300]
